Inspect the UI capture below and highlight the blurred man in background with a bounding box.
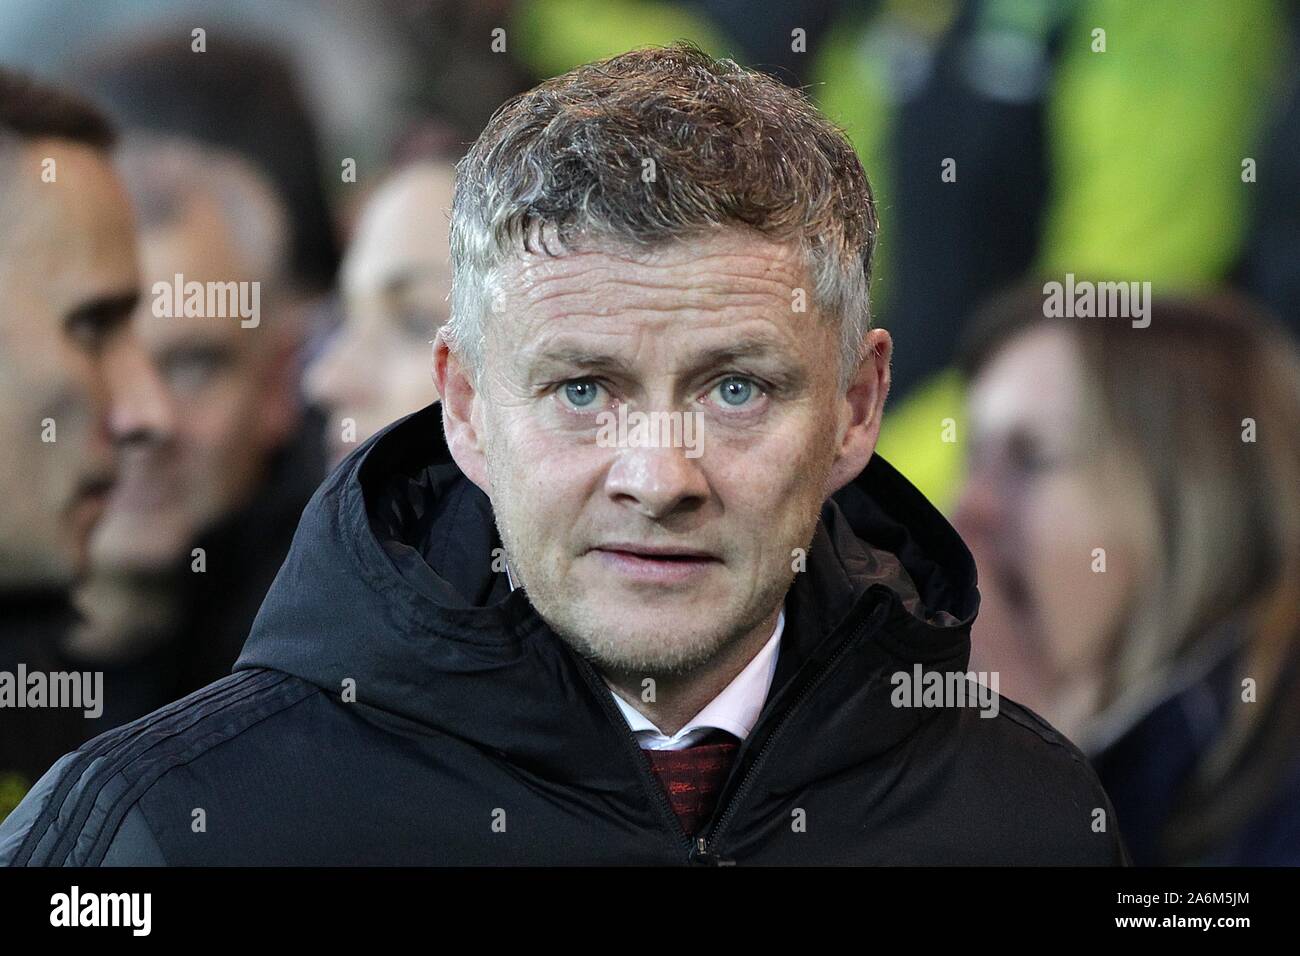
[0,68,171,808]
[66,136,323,728]
[307,159,455,468]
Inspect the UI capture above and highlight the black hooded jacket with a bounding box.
[0,404,1129,865]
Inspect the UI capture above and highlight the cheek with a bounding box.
[36,370,99,460]
[775,421,837,502]
[0,373,98,532]
[487,419,598,534]
[1022,474,1135,676]
[182,405,230,453]
[168,397,210,461]
[709,425,833,556]
[178,389,251,468]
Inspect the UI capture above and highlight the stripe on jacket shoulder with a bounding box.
[11,668,317,866]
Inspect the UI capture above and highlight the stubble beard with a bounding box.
[491,481,820,679]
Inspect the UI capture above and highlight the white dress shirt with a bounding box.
[504,561,784,750]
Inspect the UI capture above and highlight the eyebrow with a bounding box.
[64,291,140,334]
[380,265,446,298]
[529,337,794,380]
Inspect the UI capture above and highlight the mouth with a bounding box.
[67,472,115,539]
[589,542,721,585]
[77,473,116,502]
[992,558,1033,613]
[106,460,180,511]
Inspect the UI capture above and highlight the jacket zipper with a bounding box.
[575,654,698,855]
[574,595,887,865]
[694,602,884,864]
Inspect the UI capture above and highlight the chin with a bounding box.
[92,527,190,577]
[559,608,733,675]
[40,535,82,589]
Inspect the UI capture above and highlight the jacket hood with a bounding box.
[236,402,980,788]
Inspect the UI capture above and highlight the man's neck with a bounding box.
[600,605,782,737]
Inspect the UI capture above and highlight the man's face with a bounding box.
[90,188,292,571]
[0,139,141,588]
[439,230,889,677]
[307,164,452,468]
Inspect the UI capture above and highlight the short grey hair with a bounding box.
[445,42,878,391]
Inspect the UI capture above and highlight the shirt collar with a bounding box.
[608,611,784,749]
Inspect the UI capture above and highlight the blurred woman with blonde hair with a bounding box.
[956,287,1300,864]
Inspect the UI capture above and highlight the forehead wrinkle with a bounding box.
[506,245,808,315]
[513,294,802,355]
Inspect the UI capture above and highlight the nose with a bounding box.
[604,440,710,521]
[952,459,1009,545]
[101,330,176,448]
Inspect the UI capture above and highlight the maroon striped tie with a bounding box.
[641,731,741,836]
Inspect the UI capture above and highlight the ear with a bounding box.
[825,328,892,497]
[433,330,492,495]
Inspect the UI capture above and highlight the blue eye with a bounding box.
[563,380,601,408]
[715,376,755,407]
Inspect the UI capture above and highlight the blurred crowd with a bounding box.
[1,0,1299,865]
